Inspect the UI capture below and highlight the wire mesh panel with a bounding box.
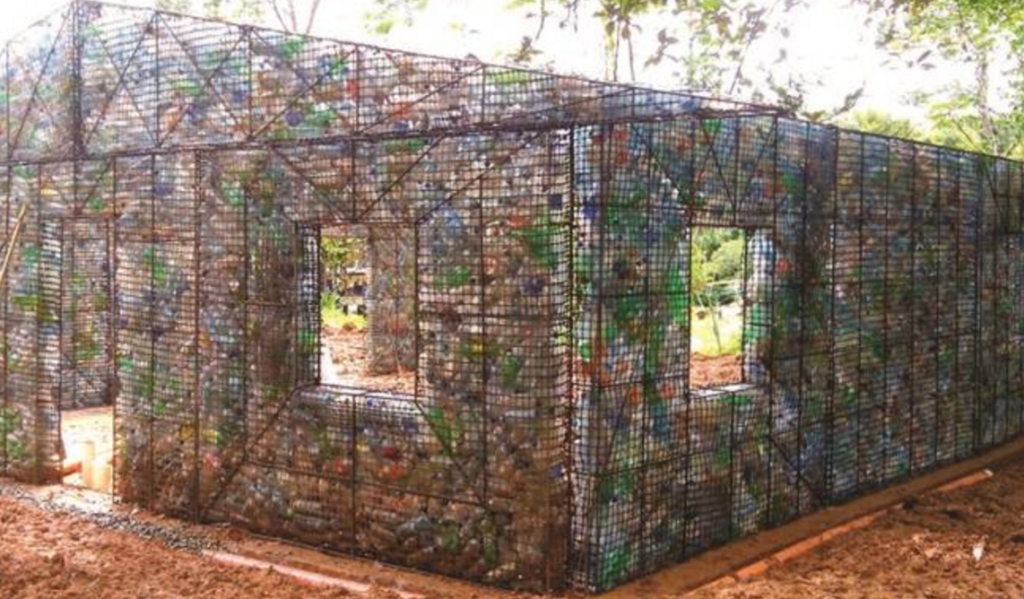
[0,167,7,473]
[477,130,572,585]
[176,129,574,588]
[5,7,75,162]
[295,224,320,384]
[58,159,115,412]
[112,152,199,516]
[27,0,773,160]
[571,122,694,588]
[4,0,1024,594]
[60,216,113,410]
[192,149,248,512]
[78,2,160,153]
[1,166,61,482]
[157,12,250,148]
[567,116,1024,592]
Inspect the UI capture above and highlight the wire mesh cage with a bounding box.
[0,0,1023,592]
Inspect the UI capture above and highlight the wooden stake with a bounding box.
[0,203,32,290]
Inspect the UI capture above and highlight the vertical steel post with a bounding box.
[191,150,202,520]
[880,141,891,478]
[908,144,917,474]
[826,127,840,500]
[765,117,779,525]
[110,158,119,496]
[855,133,865,488]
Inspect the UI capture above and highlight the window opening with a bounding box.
[689,226,747,389]
[318,225,416,395]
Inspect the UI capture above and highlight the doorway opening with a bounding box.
[61,408,113,492]
[58,219,114,493]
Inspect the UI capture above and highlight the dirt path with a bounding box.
[0,489,387,599]
[3,453,1024,598]
[687,455,1024,599]
[322,326,415,393]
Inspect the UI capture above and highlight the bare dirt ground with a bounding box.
[0,481,495,599]
[0,491,357,599]
[4,426,1024,599]
[687,454,1024,599]
[323,326,416,394]
[690,353,743,388]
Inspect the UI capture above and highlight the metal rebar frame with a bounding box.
[0,0,1022,593]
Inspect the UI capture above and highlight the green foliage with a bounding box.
[708,237,744,281]
[367,0,803,98]
[155,0,1021,157]
[365,0,430,37]
[321,290,368,331]
[321,234,365,294]
[690,228,744,356]
[840,109,927,141]
[922,91,1024,159]
[156,0,191,11]
[863,0,1024,158]
[321,232,370,331]
[843,103,1023,160]
[691,227,743,305]
[322,235,363,269]
[692,226,734,258]
[691,304,743,356]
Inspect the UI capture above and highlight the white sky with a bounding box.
[0,0,993,124]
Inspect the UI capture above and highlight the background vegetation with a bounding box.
[320,234,368,331]
[691,228,745,356]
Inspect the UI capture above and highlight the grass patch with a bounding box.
[322,291,368,331]
[691,304,743,356]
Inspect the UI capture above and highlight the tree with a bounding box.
[690,228,744,354]
[839,109,926,140]
[708,236,744,281]
[369,0,864,119]
[691,228,742,304]
[511,0,806,91]
[364,0,430,37]
[861,0,1024,157]
[471,0,675,82]
[269,0,322,34]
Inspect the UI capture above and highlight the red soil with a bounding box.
[687,455,1024,599]
[690,353,744,389]
[0,493,357,599]
[4,449,1024,598]
[322,326,415,394]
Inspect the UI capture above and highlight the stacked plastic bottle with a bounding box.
[2,1,1024,594]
